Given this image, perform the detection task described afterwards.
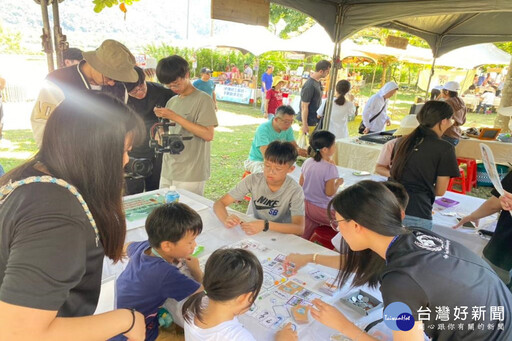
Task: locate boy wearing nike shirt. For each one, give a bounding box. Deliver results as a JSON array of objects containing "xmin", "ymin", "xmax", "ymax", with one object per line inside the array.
[{"xmin": 214, "ymin": 141, "xmax": 304, "ymax": 236}]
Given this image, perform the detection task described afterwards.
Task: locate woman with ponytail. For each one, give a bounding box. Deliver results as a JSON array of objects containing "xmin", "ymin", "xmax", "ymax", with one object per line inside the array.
[
  {"xmin": 317, "ymin": 80, "xmax": 356, "ymax": 138},
  {"xmin": 390, "ymin": 100, "xmax": 460, "ymax": 230},
  {"xmin": 299, "ymin": 130, "xmax": 344, "ymax": 239},
  {"xmin": 183, "ymin": 248, "xmax": 296, "ymax": 341}
]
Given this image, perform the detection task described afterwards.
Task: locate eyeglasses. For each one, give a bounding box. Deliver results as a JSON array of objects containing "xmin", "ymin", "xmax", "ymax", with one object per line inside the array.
[
  {"xmin": 263, "ymin": 163, "xmax": 288, "ymax": 174},
  {"xmin": 277, "ymin": 117, "xmax": 294, "ymax": 125},
  {"xmin": 329, "ymin": 218, "xmax": 349, "ymax": 231}
]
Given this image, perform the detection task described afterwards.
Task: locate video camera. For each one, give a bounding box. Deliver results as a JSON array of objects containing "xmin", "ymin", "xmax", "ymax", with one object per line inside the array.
[
  {"xmin": 149, "ymin": 117, "xmax": 192, "ymax": 155},
  {"xmin": 125, "ymin": 157, "xmax": 153, "ymax": 179}
]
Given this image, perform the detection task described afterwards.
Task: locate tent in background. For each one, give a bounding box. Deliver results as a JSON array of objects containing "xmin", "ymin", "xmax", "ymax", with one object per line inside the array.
[{"xmin": 436, "ymin": 44, "xmax": 511, "ymax": 69}]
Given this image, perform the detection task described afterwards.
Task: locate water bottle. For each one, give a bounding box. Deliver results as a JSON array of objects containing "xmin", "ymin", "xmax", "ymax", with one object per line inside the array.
[{"xmin": 165, "ymin": 186, "xmax": 180, "ymax": 203}]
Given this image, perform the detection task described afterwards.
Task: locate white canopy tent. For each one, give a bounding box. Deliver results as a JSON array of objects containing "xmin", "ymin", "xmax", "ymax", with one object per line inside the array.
[
  {"xmin": 436, "ymin": 43, "xmax": 511, "ymax": 69},
  {"xmin": 271, "ymin": 0, "xmax": 512, "ymax": 129},
  {"xmin": 206, "ymin": 23, "xmax": 284, "ymax": 56}
]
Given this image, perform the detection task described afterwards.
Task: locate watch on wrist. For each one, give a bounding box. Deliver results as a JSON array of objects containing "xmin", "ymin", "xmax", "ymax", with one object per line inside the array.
[{"xmin": 263, "ymin": 220, "xmax": 269, "ymax": 232}]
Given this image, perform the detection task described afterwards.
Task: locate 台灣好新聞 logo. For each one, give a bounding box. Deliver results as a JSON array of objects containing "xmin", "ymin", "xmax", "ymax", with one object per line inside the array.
[{"xmin": 383, "ymin": 302, "xmax": 415, "ymax": 331}]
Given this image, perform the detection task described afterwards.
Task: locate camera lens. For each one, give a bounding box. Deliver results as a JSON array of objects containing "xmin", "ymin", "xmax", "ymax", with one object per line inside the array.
[
  {"xmin": 125, "ymin": 158, "xmax": 153, "ymax": 177},
  {"xmin": 169, "ymin": 138, "xmax": 185, "ymax": 154}
]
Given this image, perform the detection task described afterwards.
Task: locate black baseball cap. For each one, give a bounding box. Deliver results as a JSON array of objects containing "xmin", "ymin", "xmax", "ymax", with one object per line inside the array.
[{"xmin": 200, "ymin": 67, "xmax": 212, "ymax": 74}]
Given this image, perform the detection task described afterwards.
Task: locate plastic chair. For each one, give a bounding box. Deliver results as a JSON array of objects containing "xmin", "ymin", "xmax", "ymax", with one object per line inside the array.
[
  {"xmin": 448, "ymin": 168, "xmax": 467, "ymax": 194},
  {"xmin": 456, "ymin": 157, "xmax": 477, "ymax": 191},
  {"xmin": 309, "ymin": 226, "xmax": 337, "ymax": 250}
]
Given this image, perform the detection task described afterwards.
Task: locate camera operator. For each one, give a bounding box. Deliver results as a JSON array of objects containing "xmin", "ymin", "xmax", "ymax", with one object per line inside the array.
[
  {"xmin": 124, "ymin": 66, "xmax": 175, "ymax": 194},
  {"xmin": 154, "ymin": 55, "xmax": 218, "ymax": 196}
]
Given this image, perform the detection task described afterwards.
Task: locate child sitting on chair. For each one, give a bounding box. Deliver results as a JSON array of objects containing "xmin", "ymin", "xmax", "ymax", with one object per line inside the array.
[
  {"xmin": 214, "ymin": 141, "xmax": 305, "ymax": 236},
  {"xmin": 114, "ymin": 203, "xmax": 204, "ymax": 341},
  {"xmin": 300, "ymin": 130, "xmax": 344, "ymax": 240}
]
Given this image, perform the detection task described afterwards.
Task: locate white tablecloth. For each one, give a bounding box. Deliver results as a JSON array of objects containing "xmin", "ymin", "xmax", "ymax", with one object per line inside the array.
[
  {"xmin": 462, "ymin": 95, "xmax": 501, "ymax": 110},
  {"xmin": 336, "ymin": 137, "xmax": 512, "ymax": 172},
  {"xmin": 334, "ymin": 138, "xmax": 383, "ymax": 173},
  {"xmin": 98, "ymin": 189, "xmax": 389, "ymax": 340}
]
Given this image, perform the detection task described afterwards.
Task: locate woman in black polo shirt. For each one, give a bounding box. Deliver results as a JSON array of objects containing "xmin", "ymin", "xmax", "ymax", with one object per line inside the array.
[
  {"xmin": 0, "ymin": 93, "xmax": 146, "ymax": 340},
  {"xmin": 311, "ymin": 181, "xmax": 512, "ymax": 341},
  {"xmin": 391, "ymin": 100, "xmax": 460, "ymax": 230}
]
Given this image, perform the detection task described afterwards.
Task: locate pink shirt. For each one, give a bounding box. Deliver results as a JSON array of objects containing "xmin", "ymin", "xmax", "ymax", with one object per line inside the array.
[{"xmin": 377, "ymin": 139, "xmax": 398, "ymax": 166}]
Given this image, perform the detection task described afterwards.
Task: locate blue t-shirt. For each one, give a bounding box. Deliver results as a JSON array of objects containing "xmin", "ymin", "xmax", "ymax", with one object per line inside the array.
[
  {"xmin": 114, "ymin": 241, "xmax": 200, "ymax": 341},
  {"xmin": 193, "ymin": 79, "xmax": 215, "ymax": 97},
  {"xmin": 248, "ymin": 120, "xmax": 295, "ymax": 162},
  {"xmin": 261, "ymin": 72, "xmax": 273, "ymax": 92}
]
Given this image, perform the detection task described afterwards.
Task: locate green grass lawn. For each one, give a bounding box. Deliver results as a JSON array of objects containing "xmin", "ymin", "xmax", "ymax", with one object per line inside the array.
[{"xmin": 0, "ymin": 100, "xmax": 498, "ymax": 205}]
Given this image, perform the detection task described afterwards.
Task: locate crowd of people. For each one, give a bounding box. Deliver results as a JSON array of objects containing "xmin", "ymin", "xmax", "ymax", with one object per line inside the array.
[{"xmin": 0, "ymin": 40, "xmax": 511, "ymax": 341}]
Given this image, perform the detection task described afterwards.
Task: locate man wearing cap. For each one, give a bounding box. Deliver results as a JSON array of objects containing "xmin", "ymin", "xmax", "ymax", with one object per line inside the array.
[
  {"xmin": 298, "ymin": 60, "xmax": 331, "ymax": 134},
  {"xmin": 123, "ymin": 66, "xmax": 176, "ymax": 194},
  {"xmin": 193, "ymin": 67, "xmax": 217, "ymax": 110},
  {"xmin": 440, "ymin": 81, "xmax": 467, "ymax": 146},
  {"xmin": 154, "ymin": 55, "xmax": 218, "ymax": 196},
  {"xmin": 30, "ymin": 39, "xmax": 138, "ymax": 146},
  {"xmin": 374, "ymin": 114, "xmax": 419, "ymax": 177}
]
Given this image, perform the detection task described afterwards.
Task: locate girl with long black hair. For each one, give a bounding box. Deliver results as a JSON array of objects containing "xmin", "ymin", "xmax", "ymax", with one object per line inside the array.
[
  {"xmin": 391, "ymin": 100, "xmax": 460, "ymax": 230},
  {"xmin": 311, "ymin": 180, "xmax": 512, "ymax": 341},
  {"xmin": 0, "ymin": 93, "xmax": 147, "ymax": 340}
]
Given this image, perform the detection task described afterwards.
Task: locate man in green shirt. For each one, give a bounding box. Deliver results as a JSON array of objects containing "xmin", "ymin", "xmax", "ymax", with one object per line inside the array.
[
  {"xmin": 193, "ymin": 67, "xmax": 217, "ymax": 111},
  {"xmin": 244, "ymin": 105, "xmax": 307, "ymax": 173}
]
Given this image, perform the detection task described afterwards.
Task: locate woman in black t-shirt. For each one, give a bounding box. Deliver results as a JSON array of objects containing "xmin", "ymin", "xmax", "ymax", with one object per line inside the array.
[
  {"xmin": 311, "ymin": 180, "xmax": 512, "ymax": 341},
  {"xmin": 391, "ymin": 100, "xmax": 459, "ymax": 230},
  {"xmin": 0, "ymin": 93, "xmax": 146, "ymax": 340}
]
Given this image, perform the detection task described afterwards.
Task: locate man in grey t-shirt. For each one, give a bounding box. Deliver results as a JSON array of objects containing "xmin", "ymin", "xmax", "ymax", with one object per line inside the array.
[
  {"xmin": 155, "ymin": 56, "xmax": 218, "ymax": 195},
  {"xmin": 214, "ymin": 141, "xmax": 304, "ymax": 236}
]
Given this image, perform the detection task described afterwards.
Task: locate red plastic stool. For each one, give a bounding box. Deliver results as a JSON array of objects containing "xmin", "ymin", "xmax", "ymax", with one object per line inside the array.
[
  {"xmin": 456, "ymin": 157, "xmax": 477, "ymax": 191},
  {"xmin": 242, "ymin": 170, "xmax": 251, "ymax": 201},
  {"xmin": 309, "ymin": 225, "xmax": 337, "ymax": 250},
  {"xmin": 448, "ymin": 168, "xmax": 467, "ymax": 194}
]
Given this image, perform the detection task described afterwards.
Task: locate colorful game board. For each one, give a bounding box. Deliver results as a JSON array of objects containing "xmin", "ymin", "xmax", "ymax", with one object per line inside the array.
[
  {"xmin": 204, "ymin": 239, "xmax": 339, "ymax": 334},
  {"xmin": 123, "ymin": 193, "xmax": 165, "ymax": 222}
]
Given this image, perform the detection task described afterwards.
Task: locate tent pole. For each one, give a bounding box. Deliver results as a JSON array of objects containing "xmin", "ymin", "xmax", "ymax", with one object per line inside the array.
[
  {"xmin": 52, "ymin": 0, "xmax": 67, "ymax": 69},
  {"xmin": 425, "ymin": 57, "xmax": 437, "ymax": 99},
  {"xmin": 40, "ymin": 0, "xmax": 55, "ymax": 72},
  {"xmin": 323, "ymin": 4, "xmax": 344, "ymax": 131}
]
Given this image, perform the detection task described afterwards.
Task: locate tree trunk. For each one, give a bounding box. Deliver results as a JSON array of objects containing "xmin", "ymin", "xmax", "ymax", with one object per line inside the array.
[
  {"xmin": 494, "ymin": 59, "xmax": 512, "ymax": 132},
  {"xmin": 380, "ymin": 62, "xmax": 388, "ymax": 87}
]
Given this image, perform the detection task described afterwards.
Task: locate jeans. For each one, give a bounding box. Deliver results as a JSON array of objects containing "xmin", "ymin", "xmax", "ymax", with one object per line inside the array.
[
  {"xmin": 403, "ymin": 215, "xmax": 433, "ymax": 231},
  {"xmin": 476, "ymin": 103, "xmax": 491, "ymax": 114},
  {"xmin": 442, "ymin": 135, "xmax": 459, "ymax": 146}
]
